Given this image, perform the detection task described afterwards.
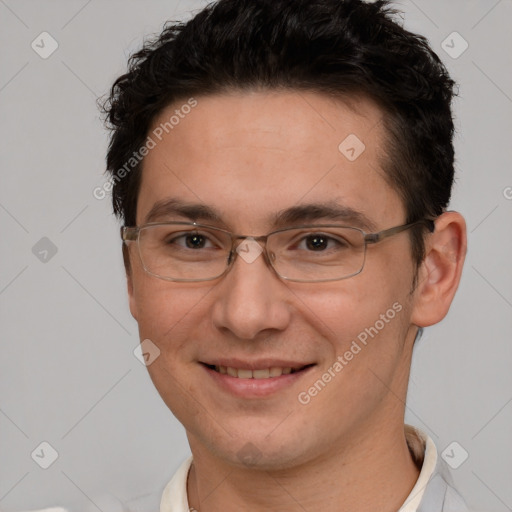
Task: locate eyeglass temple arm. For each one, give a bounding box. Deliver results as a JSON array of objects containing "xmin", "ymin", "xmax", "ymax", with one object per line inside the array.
[
  {"xmin": 121, "ymin": 226, "xmax": 139, "ymax": 242},
  {"xmin": 364, "ymin": 218, "xmax": 436, "ymax": 245}
]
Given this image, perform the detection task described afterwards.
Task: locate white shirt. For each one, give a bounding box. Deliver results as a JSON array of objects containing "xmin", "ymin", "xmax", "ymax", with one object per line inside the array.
[
  {"xmin": 24, "ymin": 425, "xmax": 468, "ymax": 512},
  {"xmin": 159, "ymin": 425, "xmax": 468, "ymax": 512}
]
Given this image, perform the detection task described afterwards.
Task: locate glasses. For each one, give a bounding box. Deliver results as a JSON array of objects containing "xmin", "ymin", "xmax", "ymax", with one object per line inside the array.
[{"xmin": 121, "ymin": 219, "xmax": 435, "ymax": 283}]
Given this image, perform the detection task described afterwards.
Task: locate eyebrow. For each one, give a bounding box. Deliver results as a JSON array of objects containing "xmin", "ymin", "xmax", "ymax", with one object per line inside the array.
[
  {"xmin": 273, "ymin": 201, "xmax": 377, "ymax": 232},
  {"xmin": 144, "ymin": 198, "xmax": 225, "ymax": 225},
  {"xmin": 143, "ymin": 198, "xmax": 377, "ymax": 232}
]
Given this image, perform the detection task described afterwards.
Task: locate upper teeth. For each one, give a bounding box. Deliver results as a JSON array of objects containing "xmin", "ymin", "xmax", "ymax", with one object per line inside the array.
[{"xmin": 216, "ymin": 366, "xmax": 294, "ymax": 379}]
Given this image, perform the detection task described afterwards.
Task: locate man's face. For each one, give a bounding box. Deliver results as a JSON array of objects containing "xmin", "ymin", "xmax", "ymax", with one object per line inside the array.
[{"xmin": 128, "ymin": 91, "xmax": 420, "ymax": 468}]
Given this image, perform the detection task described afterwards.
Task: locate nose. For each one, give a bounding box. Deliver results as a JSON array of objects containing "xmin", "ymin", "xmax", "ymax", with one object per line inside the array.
[{"xmin": 210, "ymin": 240, "xmax": 292, "ymax": 341}]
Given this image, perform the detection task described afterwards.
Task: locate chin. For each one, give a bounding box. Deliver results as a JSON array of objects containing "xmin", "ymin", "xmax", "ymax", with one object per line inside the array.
[{"xmin": 198, "ymin": 429, "xmax": 316, "ymax": 472}]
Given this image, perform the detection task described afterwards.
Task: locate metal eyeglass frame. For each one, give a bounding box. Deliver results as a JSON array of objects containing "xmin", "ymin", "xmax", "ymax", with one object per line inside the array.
[{"xmin": 121, "ymin": 218, "xmax": 435, "ymax": 283}]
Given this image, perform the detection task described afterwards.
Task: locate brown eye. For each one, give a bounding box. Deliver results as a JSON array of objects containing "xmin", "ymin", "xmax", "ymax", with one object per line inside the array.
[
  {"xmin": 305, "ymin": 235, "xmax": 329, "ymax": 251},
  {"xmin": 165, "ymin": 231, "xmax": 216, "ymax": 249},
  {"xmin": 185, "ymin": 234, "xmax": 207, "ymax": 249}
]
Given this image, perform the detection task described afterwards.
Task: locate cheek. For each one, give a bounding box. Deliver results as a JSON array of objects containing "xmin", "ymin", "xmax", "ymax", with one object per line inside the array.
[
  {"xmin": 293, "ymin": 277, "xmax": 403, "ymax": 341},
  {"xmin": 292, "ymin": 281, "xmax": 411, "ymax": 420},
  {"xmin": 145, "ymin": 354, "xmax": 206, "ymax": 431},
  {"xmin": 130, "ymin": 269, "xmax": 209, "ymax": 355},
  {"xmin": 131, "ymin": 279, "xmax": 213, "ymax": 418},
  {"xmin": 290, "ymin": 264, "xmax": 413, "ymax": 388}
]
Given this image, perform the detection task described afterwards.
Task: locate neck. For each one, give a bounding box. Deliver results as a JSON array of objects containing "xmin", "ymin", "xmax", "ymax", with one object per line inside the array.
[{"xmin": 186, "ymin": 420, "xmax": 420, "ymax": 512}]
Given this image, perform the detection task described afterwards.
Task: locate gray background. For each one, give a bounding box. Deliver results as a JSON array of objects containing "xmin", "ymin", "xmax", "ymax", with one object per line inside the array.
[{"xmin": 0, "ymin": 1, "xmax": 511, "ymax": 511}]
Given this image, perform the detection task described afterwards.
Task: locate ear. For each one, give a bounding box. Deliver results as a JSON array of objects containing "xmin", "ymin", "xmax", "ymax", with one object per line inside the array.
[
  {"xmin": 411, "ymin": 211, "xmax": 467, "ymax": 327},
  {"xmin": 123, "ymin": 244, "xmax": 139, "ymax": 321}
]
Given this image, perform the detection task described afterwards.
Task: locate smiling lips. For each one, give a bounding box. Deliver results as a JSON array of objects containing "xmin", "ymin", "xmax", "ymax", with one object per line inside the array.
[
  {"xmin": 203, "ymin": 363, "xmax": 312, "ymax": 379},
  {"xmin": 201, "ymin": 361, "xmax": 315, "ymax": 398}
]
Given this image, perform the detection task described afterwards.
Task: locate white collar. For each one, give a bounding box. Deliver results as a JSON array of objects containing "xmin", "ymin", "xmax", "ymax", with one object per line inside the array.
[{"xmin": 399, "ymin": 424, "xmax": 438, "ymax": 511}]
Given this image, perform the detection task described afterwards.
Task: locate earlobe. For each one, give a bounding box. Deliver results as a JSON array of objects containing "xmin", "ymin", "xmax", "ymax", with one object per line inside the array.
[
  {"xmin": 411, "ymin": 212, "xmax": 467, "ymax": 327},
  {"xmin": 127, "ymin": 272, "xmax": 139, "ymax": 321}
]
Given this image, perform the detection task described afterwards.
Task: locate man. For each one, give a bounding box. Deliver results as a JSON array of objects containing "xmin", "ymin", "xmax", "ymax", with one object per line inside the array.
[{"xmin": 102, "ymin": 0, "xmax": 468, "ymax": 510}]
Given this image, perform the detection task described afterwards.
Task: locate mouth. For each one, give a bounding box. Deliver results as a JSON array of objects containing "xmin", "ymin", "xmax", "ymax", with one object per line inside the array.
[
  {"xmin": 199, "ymin": 360, "xmax": 316, "ymax": 398},
  {"xmin": 203, "ymin": 363, "xmax": 313, "ymax": 379}
]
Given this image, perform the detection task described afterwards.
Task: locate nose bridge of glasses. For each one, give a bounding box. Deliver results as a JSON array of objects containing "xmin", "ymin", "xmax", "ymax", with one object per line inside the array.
[
  {"xmin": 231, "ymin": 233, "xmax": 268, "ymax": 245},
  {"xmin": 228, "ymin": 233, "xmax": 274, "ymax": 267}
]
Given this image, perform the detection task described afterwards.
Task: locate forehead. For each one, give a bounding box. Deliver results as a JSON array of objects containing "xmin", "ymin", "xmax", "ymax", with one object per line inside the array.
[{"xmin": 136, "ymin": 90, "xmax": 403, "ymax": 230}]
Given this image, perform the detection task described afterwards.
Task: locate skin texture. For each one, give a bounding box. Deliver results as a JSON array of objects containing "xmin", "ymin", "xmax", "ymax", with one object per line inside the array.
[{"xmin": 126, "ymin": 90, "xmax": 467, "ymax": 512}]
